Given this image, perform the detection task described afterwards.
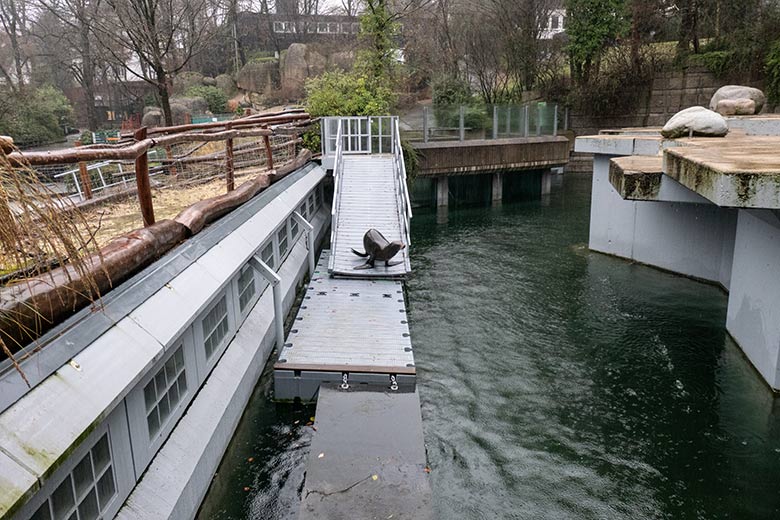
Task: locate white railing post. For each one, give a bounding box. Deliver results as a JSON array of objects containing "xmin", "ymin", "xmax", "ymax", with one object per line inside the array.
[
  {"xmin": 249, "ymin": 255, "xmax": 284, "ymax": 349},
  {"xmin": 293, "ymin": 211, "xmax": 316, "ymax": 276}
]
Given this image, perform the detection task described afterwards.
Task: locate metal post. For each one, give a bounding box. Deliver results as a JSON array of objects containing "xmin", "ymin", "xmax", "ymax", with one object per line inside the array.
[
  {"xmin": 564, "ymin": 107, "xmax": 570, "ymax": 131},
  {"xmin": 423, "ymin": 106, "xmax": 429, "ymax": 143},
  {"xmin": 78, "ymin": 161, "xmax": 93, "ymax": 200},
  {"xmin": 506, "ymin": 106, "xmax": 511, "ymax": 135},
  {"xmin": 292, "ymin": 211, "xmax": 316, "ymax": 276},
  {"xmin": 250, "ymin": 254, "xmax": 284, "ymax": 350},
  {"xmin": 133, "ymin": 126, "xmax": 155, "ymax": 227},
  {"xmin": 225, "ymin": 123, "xmax": 235, "ymax": 192},
  {"xmin": 524, "ymin": 106, "xmax": 530, "ymax": 137},
  {"xmin": 459, "ymin": 106, "xmax": 465, "ymax": 141},
  {"xmin": 553, "ymin": 104, "xmax": 559, "ymax": 136},
  {"xmin": 492, "ymin": 105, "xmax": 498, "ymax": 139},
  {"xmin": 536, "ymin": 104, "xmax": 542, "ymax": 136}
]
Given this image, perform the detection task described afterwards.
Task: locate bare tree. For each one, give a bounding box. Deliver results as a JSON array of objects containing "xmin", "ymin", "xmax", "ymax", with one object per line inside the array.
[
  {"xmin": 94, "ymin": 0, "xmax": 216, "ymax": 125},
  {"xmin": 33, "ymin": 0, "xmax": 102, "ymax": 129},
  {"xmin": 0, "ymin": 0, "xmax": 31, "ymax": 90}
]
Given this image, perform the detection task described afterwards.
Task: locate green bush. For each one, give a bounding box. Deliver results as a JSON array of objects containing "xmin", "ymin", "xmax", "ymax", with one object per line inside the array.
[
  {"xmin": 689, "ymin": 50, "xmax": 736, "ymax": 77},
  {"xmin": 766, "ymin": 40, "xmax": 780, "ymax": 106},
  {"xmin": 79, "ymin": 130, "xmax": 93, "ymax": 145},
  {"xmin": 305, "ymin": 70, "xmax": 396, "ymax": 117},
  {"xmin": 0, "ymin": 85, "xmax": 74, "ymax": 147},
  {"xmin": 185, "ymin": 85, "xmax": 228, "ymax": 114},
  {"xmin": 430, "ymin": 75, "xmax": 488, "ymax": 129}
]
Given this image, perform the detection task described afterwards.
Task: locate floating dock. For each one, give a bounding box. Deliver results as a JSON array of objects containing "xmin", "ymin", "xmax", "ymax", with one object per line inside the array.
[{"xmin": 273, "ymin": 116, "xmax": 431, "ymax": 517}]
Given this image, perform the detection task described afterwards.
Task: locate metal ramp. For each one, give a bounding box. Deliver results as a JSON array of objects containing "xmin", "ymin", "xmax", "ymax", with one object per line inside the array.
[{"xmin": 326, "ymin": 117, "xmax": 412, "ymax": 278}]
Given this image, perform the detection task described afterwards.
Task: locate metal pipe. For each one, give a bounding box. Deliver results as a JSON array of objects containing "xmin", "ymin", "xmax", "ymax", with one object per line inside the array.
[
  {"xmin": 536, "ymin": 104, "xmax": 542, "ymax": 137},
  {"xmin": 493, "ymin": 106, "xmax": 498, "ymax": 139},
  {"xmin": 553, "ymin": 105, "xmax": 559, "ymax": 136},
  {"xmin": 250, "ymin": 254, "xmax": 284, "ymax": 349},
  {"xmin": 459, "ymin": 106, "xmax": 465, "ymax": 141},
  {"xmin": 423, "ymin": 106, "xmax": 429, "ymax": 143}
]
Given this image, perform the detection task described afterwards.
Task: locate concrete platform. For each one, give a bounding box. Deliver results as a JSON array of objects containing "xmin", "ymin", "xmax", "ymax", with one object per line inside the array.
[
  {"xmin": 299, "ymin": 386, "xmax": 432, "ymax": 520},
  {"xmin": 665, "ymin": 135, "xmax": 780, "ymax": 208}
]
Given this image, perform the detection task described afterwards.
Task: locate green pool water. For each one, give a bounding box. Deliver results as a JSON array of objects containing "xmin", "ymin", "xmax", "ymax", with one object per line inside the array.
[{"xmin": 198, "ymin": 173, "xmax": 780, "ymax": 519}]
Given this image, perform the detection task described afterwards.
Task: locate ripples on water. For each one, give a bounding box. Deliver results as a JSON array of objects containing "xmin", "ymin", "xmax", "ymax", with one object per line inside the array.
[
  {"xmin": 409, "ymin": 174, "xmax": 780, "ymax": 519},
  {"xmin": 199, "ymin": 173, "xmax": 780, "ymax": 519}
]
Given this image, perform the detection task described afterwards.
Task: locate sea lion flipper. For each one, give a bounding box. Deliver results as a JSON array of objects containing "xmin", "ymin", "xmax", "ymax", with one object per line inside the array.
[
  {"xmin": 351, "ymin": 248, "xmax": 369, "ymax": 257},
  {"xmin": 353, "ymin": 263, "xmax": 373, "ymax": 270},
  {"xmin": 385, "ymin": 260, "xmax": 403, "ymax": 267}
]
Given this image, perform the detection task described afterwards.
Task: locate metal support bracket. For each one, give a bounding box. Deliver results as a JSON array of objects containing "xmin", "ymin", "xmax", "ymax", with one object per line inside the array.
[
  {"xmin": 292, "ymin": 211, "xmax": 316, "ymax": 276},
  {"xmin": 250, "ymin": 254, "xmax": 284, "ymax": 350}
]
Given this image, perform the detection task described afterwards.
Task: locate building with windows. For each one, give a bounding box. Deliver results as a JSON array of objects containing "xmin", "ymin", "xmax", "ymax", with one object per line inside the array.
[{"xmin": 541, "ymin": 5, "xmax": 566, "ymax": 40}]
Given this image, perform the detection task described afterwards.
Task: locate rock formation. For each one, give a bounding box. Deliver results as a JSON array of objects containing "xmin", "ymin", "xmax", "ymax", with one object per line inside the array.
[
  {"xmin": 661, "ymin": 106, "xmax": 729, "ymax": 139},
  {"xmin": 709, "ymin": 85, "xmax": 766, "ymax": 116}
]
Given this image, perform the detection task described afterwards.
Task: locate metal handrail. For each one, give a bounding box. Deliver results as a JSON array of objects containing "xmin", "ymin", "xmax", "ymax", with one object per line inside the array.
[
  {"xmin": 328, "ymin": 119, "xmax": 344, "ymax": 272},
  {"xmin": 392, "ymin": 118, "xmax": 413, "ymax": 250}
]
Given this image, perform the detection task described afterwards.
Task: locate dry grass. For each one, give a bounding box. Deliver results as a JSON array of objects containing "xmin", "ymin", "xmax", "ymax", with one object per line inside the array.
[{"xmin": 80, "ymin": 167, "xmax": 267, "ymax": 249}]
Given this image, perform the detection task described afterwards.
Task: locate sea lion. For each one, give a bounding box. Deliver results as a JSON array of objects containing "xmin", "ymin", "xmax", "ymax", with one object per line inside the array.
[{"xmin": 351, "ymin": 228, "xmax": 406, "ymax": 270}]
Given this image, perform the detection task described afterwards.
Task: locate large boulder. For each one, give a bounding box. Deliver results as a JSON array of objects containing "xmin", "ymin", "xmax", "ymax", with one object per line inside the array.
[
  {"xmin": 236, "ymin": 61, "xmax": 278, "ymax": 95},
  {"xmin": 141, "ymin": 108, "xmax": 163, "ymax": 128},
  {"xmin": 661, "ymin": 106, "xmax": 729, "ymax": 139},
  {"xmin": 709, "ymin": 85, "xmax": 765, "ymax": 115},
  {"xmin": 281, "ymin": 43, "xmax": 326, "ymax": 98},
  {"xmin": 202, "ymin": 76, "xmax": 217, "ymax": 87},
  {"xmin": 216, "ymin": 74, "xmax": 237, "ymax": 95},
  {"xmin": 715, "ymin": 98, "xmax": 756, "ymax": 116},
  {"xmin": 169, "ymin": 96, "xmax": 209, "ymax": 115},
  {"xmin": 173, "ymin": 71, "xmax": 204, "ymax": 95}
]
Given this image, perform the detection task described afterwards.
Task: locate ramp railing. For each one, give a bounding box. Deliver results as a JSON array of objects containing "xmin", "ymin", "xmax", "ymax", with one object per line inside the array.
[
  {"xmin": 324, "ymin": 115, "xmax": 413, "ymax": 273},
  {"xmin": 328, "ymin": 119, "xmax": 345, "ymax": 272}
]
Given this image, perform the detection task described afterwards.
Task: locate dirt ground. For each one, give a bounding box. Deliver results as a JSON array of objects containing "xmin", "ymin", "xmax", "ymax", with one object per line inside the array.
[{"xmin": 80, "ymin": 167, "xmax": 265, "ymax": 249}]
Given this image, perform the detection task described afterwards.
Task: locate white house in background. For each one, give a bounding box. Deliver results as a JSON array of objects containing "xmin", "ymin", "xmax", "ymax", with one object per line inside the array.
[{"xmin": 540, "ymin": 7, "xmax": 566, "ymax": 40}]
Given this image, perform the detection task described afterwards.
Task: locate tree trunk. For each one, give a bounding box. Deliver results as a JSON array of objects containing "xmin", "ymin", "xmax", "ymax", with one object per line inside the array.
[
  {"xmin": 156, "ymin": 66, "xmax": 172, "ymax": 126},
  {"xmin": 80, "ymin": 22, "xmax": 98, "ymax": 131}
]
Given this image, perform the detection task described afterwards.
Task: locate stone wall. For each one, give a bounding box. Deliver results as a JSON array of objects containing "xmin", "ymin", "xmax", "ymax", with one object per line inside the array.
[{"xmin": 570, "ymin": 66, "xmax": 765, "ymax": 137}]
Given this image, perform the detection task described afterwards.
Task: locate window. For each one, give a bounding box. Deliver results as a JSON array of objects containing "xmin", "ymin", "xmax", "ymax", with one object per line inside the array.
[
  {"xmin": 308, "ymin": 194, "xmax": 315, "ymax": 216},
  {"xmin": 237, "ymin": 265, "xmax": 256, "ymax": 313},
  {"xmin": 143, "ymin": 346, "xmax": 187, "ymax": 440},
  {"xmin": 315, "ymin": 186, "xmax": 322, "ymax": 208},
  {"xmin": 277, "ymin": 225, "xmax": 289, "ymax": 260},
  {"xmin": 299, "ymin": 202, "xmax": 308, "ymax": 220},
  {"xmin": 351, "ymin": 22, "xmax": 360, "ymax": 34},
  {"xmin": 273, "ymin": 21, "xmax": 295, "ymax": 33},
  {"xmin": 341, "ymin": 23, "xmax": 351, "ymax": 34},
  {"xmin": 261, "ymin": 241, "xmax": 275, "ymax": 270},
  {"xmin": 290, "ymin": 215, "xmax": 299, "ymax": 239},
  {"xmin": 305, "ymin": 21, "xmax": 315, "ymax": 33},
  {"xmin": 317, "ymin": 22, "xmax": 328, "ymax": 33},
  {"xmin": 329, "ymin": 22, "xmax": 339, "ymax": 34},
  {"xmin": 31, "ymin": 433, "xmax": 117, "ymax": 520},
  {"xmin": 551, "ymin": 15, "xmax": 559, "ymax": 29},
  {"xmin": 202, "ymin": 296, "xmax": 229, "ymax": 360}
]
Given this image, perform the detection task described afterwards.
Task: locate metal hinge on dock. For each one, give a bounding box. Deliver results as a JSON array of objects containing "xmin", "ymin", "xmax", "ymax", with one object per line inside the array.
[{"xmin": 340, "ymin": 372, "xmax": 349, "ymax": 390}]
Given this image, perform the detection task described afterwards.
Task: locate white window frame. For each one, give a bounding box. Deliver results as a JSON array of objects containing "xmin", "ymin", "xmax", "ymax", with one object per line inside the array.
[
  {"xmin": 232, "ymin": 262, "xmax": 262, "ymax": 321},
  {"xmin": 125, "ymin": 331, "xmax": 198, "ymax": 474},
  {"xmin": 341, "ymin": 22, "xmax": 351, "ymax": 34},
  {"xmin": 193, "ymin": 287, "xmax": 237, "ymax": 379},
  {"xmin": 14, "ymin": 406, "xmax": 134, "ymax": 520},
  {"xmin": 317, "ymin": 22, "xmax": 328, "ymax": 33},
  {"xmin": 276, "ymin": 221, "xmax": 291, "ymax": 267}
]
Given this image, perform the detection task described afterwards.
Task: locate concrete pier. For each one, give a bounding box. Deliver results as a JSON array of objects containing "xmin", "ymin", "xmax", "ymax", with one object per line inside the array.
[
  {"xmin": 437, "ymin": 176, "xmax": 449, "ymax": 207},
  {"xmin": 576, "ymin": 117, "xmax": 780, "ymax": 390},
  {"xmin": 492, "ymin": 172, "xmax": 503, "ymax": 202}
]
